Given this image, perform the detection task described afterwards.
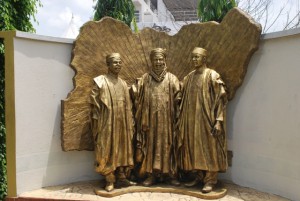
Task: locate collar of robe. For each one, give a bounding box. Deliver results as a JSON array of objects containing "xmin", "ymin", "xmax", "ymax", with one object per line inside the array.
[
  {"xmin": 194, "ymin": 66, "xmax": 207, "ymax": 74},
  {"xmin": 150, "ymin": 67, "xmax": 167, "ymax": 82}
]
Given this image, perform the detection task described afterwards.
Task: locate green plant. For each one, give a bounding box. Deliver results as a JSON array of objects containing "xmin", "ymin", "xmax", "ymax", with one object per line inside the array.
[
  {"xmin": 0, "ymin": 41, "xmax": 6, "ymax": 201},
  {"xmin": 198, "ymin": 0, "xmax": 236, "ymax": 22},
  {"xmin": 93, "ymin": 0, "xmax": 138, "ymax": 31}
]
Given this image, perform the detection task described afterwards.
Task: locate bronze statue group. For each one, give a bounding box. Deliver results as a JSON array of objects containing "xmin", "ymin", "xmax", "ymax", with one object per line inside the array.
[{"xmin": 90, "ymin": 47, "xmax": 228, "ymax": 193}]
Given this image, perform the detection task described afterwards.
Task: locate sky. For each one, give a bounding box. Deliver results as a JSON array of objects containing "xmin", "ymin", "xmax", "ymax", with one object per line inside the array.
[
  {"xmin": 238, "ymin": 0, "xmax": 300, "ymax": 33},
  {"xmin": 33, "ymin": 0, "xmax": 94, "ymax": 38},
  {"xmin": 32, "ymin": 0, "xmax": 300, "ymax": 38}
]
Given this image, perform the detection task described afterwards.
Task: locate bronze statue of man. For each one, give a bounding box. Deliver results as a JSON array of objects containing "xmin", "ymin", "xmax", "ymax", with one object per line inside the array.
[
  {"xmin": 90, "ymin": 53, "xmax": 135, "ymax": 192},
  {"xmin": 177, "ymin": 47, "xmax": 228, "ymax": 193},
  {"xmin": 131, "ymin": 48, "xmax": 181, "ymax": 186}
]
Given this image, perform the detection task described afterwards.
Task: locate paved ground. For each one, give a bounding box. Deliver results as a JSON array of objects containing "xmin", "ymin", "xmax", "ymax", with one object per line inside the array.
[{"xmin": 19, "ymin": 180, "xmax": 289, "ymax": 201}]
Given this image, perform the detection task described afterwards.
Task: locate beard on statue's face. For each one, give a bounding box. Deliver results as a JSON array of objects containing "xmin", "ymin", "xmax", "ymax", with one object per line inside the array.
[{"xmin": 151, "ymin": 54, "xmax": 166, "ymax": 75}]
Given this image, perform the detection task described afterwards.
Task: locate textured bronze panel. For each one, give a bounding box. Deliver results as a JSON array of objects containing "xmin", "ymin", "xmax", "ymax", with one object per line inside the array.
[{"xmin": 62, "ymin": 8, "xmax": 261, "ymax": 151}]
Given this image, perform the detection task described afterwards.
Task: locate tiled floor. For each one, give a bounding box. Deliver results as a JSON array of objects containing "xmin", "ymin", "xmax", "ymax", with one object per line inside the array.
[{"xmin": 16, "ymin": 180, "xmax": 289, "ymax": 201}]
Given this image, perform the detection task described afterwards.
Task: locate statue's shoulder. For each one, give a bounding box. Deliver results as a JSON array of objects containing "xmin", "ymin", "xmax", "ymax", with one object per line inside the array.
[
  {"xmin": 206, "ymin": 68, "xmax": 218, "ymax": 73},
  {"xmin": 202, "ymin": 68, "xmax": 217, "ymax": 77},
  {"xmin": 118, "ymin": 77, "xmax": 126, "ymax": 82},
  {"xmin": 206, "ymin": 68, "xmax": 225, "ymax": 85},
  {"xmin": 137, "ymin": 73, "xmax": 150, "ymax": 82},
  {"xmin": 141, "ymin": 73, "xmax": 149, "ymax": 79},
  {"xmin": 118, "ymin": 77, "xmax": 129, "ymax": 87},
  {"xmin": 167, "ymin": 72, "xmax": 179, "ymax": 80},
  {"xmin": 93, "ymin": 75, "xmax": 107, "ymax": 88},
  {"xmin": 183, "ymin": 70, "xmax": 196, "ymax": 80}
]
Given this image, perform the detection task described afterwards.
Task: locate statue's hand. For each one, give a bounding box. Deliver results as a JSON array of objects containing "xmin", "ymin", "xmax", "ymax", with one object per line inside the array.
[
  {"xmin": 211, "ymin": 121, "xmax": 222, "ymax": 137},
  {"xmin": 135, "ymin": 148, "xmax": 143, "ymax": 163}
]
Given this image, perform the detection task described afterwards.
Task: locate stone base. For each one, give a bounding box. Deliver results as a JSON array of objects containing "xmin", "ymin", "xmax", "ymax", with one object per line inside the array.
[
  {"xmin": 95, "ymin": 180, "xmax": 227, "ymax": 199},
  {"xmin": 12, "ymin": 180, "xmax": 288, "ymax": 201}
]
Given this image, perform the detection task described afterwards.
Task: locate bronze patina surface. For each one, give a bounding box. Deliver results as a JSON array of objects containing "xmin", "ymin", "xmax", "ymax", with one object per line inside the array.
[
  {"xmin": 177, "ymin": 47, "xmax": 228, "ymax": 193},
  {"xmin": 131, "ymin": 48, "xmax": 181, "ymax": 186},
  {"xmin": 62, "ymin": 8, "xmax": 261, "ymax": 151},
  {"xmin": 90, "ymin": 53, "xmax": 136, "ymax": 192},
  {"xmin": 94, "ymin": 180, "xmax": 227, "ymax": 199}
]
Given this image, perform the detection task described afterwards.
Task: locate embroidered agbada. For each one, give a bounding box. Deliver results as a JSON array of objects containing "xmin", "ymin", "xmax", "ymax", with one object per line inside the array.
[
  {"xmin": 91, "ymin": 75, "xmax": 134, "ymax": 176},
  {"xmin": 177, "ymin": 68, "xmax": 228, "ymax": 172},
  {"xmin": 133, "ymin": 72, "xmax": 181, "ymax": 177}
]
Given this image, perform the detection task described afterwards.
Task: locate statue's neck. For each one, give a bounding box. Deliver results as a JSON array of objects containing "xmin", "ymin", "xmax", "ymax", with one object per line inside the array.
[
  {"xmin": 107, "ymin": 71, "xmax": 118, "ymax": 79},
  {"xmin": 195, "ymin": 65, "xmax": 207, "ymax": 73}
]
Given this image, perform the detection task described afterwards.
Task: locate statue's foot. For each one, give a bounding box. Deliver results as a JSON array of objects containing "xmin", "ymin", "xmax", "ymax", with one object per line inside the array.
[
  {"xmin": 105, "ymin": 182, "xmax": 114, "ymax": 192},
  {"xmin": 118, "ymin": 178, "xmax": 137, "ymax": 187},
  {"xmin": 202, "ymin": 183, "xmax": 214, "ymax": 193},
  {"xmin": 184, "ymin": 177, "xmax": 201, "ymax": 187},
  {"xmin": 167, "ymin": 178, "xmax": 181, "ymax": 186},
  {"xmin": 142, "ymin": 176, "xmax": 156, "ymax": 187}
]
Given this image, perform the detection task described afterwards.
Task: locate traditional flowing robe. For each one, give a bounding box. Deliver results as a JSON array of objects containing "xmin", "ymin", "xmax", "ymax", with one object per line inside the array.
[
  {"xmin": 90, "ymin": 75, "xmax": 134, "ymax": 176},
  {"xmin": 132, "ymin": 72, "xmax": 181, "ymax": 177},
  {"xmin": 177, "ymin": 68, "xmax": 228, "ymax": 172}
]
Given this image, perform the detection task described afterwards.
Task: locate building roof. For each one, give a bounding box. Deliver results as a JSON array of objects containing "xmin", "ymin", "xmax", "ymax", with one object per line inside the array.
[
  {"xmin": 151, "ymin": 0, "xmax": 157, "ymax": 9},
  {"xmin": 163, "ymin": 0, "xmax": 198, "ymax": 21},
  {"xmin": 163, "ymin": 0, "xmax": 197, "ymax": 10}
]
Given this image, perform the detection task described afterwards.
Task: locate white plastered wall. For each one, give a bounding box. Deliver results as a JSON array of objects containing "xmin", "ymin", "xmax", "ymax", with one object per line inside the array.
[
  {"xmin": 220, "ymin": 30, "xmax": 300, "ymax": 200},
  {"xmin": 12, "ymin": 33, "xmax": 100, "ymax": 195},
  {"xmin": 6, "ymin": 28, "xmax": 300, "ymax": 200},
  {"xmin": 157, "ymin": 0, "xmax": 174, "ymax": 22}
]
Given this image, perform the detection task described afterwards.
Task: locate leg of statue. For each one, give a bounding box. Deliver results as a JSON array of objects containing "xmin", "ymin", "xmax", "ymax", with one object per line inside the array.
[
  {"xmin": 202, "ymin": 171, "xmax": 218, "ymax": 193},
  {"xmin": 184, "ymin": 170, "xmax": 204, "ymax": 187},
  {"xmin": 116, "ymin": 167, "xmax": 137, "ymax": 187},
  {"xmin": 142, "ymin": 173, "xmax": 156, "ymax": 186},
  {"xmin": 166, "ymin": 174, "xmax": 181, "ymax": 186},
  {"xmin": 105, "ymin": 172, "xmax": 116, "ymax": 192},
  {"xmin": 116, "ymin": 167, "xmax": 126, "ymax": 180}
]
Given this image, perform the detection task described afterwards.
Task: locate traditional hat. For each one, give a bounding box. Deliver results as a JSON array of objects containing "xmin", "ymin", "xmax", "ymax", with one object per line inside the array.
[
  {"xmin": 106, "ymin": 53, "xmax": 121, "ymax": 64},
  {"xmin": 192, "ymin": 47, "xmax": 207, "ymax": 56},
  {"xmin": 150, "ymin": 48, "xmax": 167, "ymax": 59}
]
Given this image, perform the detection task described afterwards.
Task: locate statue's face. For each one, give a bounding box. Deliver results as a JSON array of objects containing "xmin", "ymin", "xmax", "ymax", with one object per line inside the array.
[
  {"xmin": 192, "ymin": 53, "xmax": 205, "ymax": 68},
  {"xmin": 151, "ymin": 54, "xmax": 166, "ymax": 75},
  {"xmin": 108, "ymin": 57, "xmax": 122, "ymax": 75}
]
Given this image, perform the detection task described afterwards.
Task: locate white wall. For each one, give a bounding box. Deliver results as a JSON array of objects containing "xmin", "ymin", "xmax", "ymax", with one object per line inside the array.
[
  {"xmin": 7, "ymin": 28, "xmax": 300, "ymax": 200},
  {"xmin": 133, "ymin": 0, "xmax": 158, "ymax": 23},
  {"xmin": 132, "ymin": 0, "xmax": 183, "ymax": 35},
  {"xmin": 12, "ymin": 33, "xmax": 100, "ymax": 195},
  {"xmin": 220, "ymin": 30, "xmax": 300, "ymax": 200},
  {"xmin": 157, "ymin": 0, "xmax": 173, "ymax": 22},
  {"xmin": 135, "ymin": 0, "xmax": 185, "ymax": 35}
]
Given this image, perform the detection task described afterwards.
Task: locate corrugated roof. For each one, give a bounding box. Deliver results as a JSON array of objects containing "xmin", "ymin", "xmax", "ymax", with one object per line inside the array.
[
  {"xmin": 151, "ymin": 0, "xmax": 157, "ymax": 8},
  {"xmin": 163, "ymin": 0, "xmax": 198, "ymax": 21},
  {"xmin": 163, "ymin": 0, "xmax": 198, "ymax": 10},
  {"xmin": 150, "ymin": 0, "xmax": 158, "ymax": 10}
]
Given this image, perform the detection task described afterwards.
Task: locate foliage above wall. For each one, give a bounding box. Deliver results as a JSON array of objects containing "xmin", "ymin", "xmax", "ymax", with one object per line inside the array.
[{"xmin": 198, "ymin": 0, "xmax": 237, "ymax": 22}]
